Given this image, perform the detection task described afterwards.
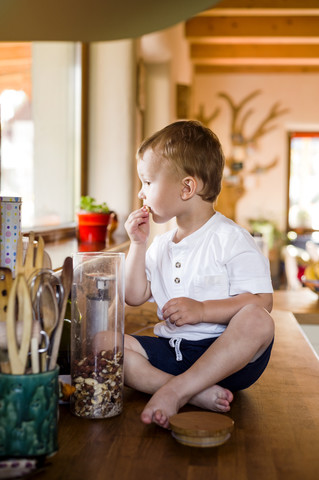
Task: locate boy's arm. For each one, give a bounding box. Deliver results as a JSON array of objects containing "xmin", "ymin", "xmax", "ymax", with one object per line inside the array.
[
  {"xmin": 125, "ymin": 242, "xmax": 152, "ymax": 305},
  {"xmin": 202, "ymin": 292, "xmax": 273, "ymax": 324},
  {"xmin": 162, "ymin": 292, "xmax": 273, "ymax": 327},
  {"xmin": 124, "ymin": 207, "xmax": 152, "ymax": 306}
]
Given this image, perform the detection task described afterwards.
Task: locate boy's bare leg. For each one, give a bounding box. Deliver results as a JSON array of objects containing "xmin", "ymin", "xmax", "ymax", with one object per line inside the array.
[
  {"xmin": 123, "ymin": 335, "xmax": 233, "ymax": 415},
  {"xmin": 140, "ymin": 304, "xmax": 274, "ymax": 428}
]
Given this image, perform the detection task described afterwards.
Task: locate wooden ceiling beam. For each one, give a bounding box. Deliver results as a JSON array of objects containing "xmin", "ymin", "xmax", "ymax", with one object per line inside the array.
[
  {"xmin": 0, "ymin": 73, "xmax": 31, "ymax": 96},
  {"xmin": 0, "ymin": 42, "xmax": 32, "ymax": 95},
  {"xmin": 185, "ymin": 15, "xmax": 319, "ymax": 38},
  {"xmin": 195, "ymin": 64, "xmax": 319, "ymax": 74},
  {"xmin": 191, "ymin": 43, "xmax": 319, "ymax": 59},
  {"xmin": 211, "ymin": 0, "xmax": 319, "ymax": 9},
  {"xmin": 186, "ymin": 5, "xmax": 319, "ymax": 74}
]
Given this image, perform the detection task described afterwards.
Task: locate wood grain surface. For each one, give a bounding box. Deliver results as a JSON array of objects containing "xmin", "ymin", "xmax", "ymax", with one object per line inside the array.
[{"xmin": 33, "ymin": 309, "xmax": 319, "ymax": 480}]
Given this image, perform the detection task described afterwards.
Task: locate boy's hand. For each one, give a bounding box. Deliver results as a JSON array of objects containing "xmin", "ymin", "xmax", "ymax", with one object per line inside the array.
[
  {"xmin": 125, "ymin": 206, "xmax": 150, "ymax": 244},
  {"xmin": 162, "ymin": 297, "xmax": 204, "ymax": 326}
]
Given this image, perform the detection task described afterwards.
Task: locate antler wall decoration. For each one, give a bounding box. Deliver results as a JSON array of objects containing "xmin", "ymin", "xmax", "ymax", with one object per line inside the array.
[
  {"xmin": 195, "ymin": 103, "xmax": 220, "ymax": 127},
  {"xmin": 196, "ymin": 90, "xmax": 289, "ymax": 221}
]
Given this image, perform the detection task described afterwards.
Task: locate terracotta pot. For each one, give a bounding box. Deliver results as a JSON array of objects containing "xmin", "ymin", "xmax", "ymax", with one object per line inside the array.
[{"xmin": 77, "ymin": 211, "xmax": 110, "ymax": 243}]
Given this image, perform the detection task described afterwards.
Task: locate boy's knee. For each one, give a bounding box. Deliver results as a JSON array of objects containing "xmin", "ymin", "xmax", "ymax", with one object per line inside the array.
[
  {"xmin": 124, "ymin": 333, "xmax": 138, "ymax": 350},
  {"xmin": 124, "ymin": 334, "xmax": 149, "ymax": 358},
  {"xmin": 237, "ymin": 304, "xmax": 274, "ymax": 340}
]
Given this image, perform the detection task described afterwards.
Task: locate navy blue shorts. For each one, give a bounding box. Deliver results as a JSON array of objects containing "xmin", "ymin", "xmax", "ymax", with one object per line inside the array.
[{"xmin": 131, "ymin": 334, "xmax": 274, "ymax": 392}]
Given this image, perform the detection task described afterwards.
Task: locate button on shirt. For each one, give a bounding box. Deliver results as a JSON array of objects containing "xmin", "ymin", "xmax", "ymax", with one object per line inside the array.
[{"xmin": 145, "ymin": 212, "xmax": 273, "ymax": 341}]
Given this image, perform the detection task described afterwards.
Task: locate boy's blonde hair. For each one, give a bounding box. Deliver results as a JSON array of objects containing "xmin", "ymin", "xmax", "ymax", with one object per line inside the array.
[{"xmin": 137, "ymin": 120, "xmax": 225, "ymax": 203}]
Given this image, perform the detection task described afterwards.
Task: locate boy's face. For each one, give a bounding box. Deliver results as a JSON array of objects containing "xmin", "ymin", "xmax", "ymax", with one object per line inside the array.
[{"xmin": 137, "ymin": 149, "xmax": 184, "ymax": 224}]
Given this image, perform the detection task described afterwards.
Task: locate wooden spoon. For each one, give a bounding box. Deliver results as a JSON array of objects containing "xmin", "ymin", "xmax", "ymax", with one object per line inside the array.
[
  {"xmin": 6, "ymin": 274, "xmax": 33, "ymax": 375},
  {"xmin": 49, "ymin": 257, "xmax": 73, "ymax": 370}
]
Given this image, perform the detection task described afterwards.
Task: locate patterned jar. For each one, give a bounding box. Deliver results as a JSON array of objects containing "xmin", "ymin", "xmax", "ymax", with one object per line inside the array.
[{"xmin": 0, "ymin": 196, "xmax": 22, "ymax": 277}]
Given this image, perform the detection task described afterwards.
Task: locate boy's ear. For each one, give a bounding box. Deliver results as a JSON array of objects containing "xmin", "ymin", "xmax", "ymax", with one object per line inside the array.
[{"xmin": 180, "ymin": 176, "xmax": 197, "ymax": 200}]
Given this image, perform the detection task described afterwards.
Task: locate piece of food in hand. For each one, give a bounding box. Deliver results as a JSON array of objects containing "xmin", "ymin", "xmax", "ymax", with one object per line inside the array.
[{"xmin": 143, "ymin": 205, "xmax": 150, "ymax": 213}]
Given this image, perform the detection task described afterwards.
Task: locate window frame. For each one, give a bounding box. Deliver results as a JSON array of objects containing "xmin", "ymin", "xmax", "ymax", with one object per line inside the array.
[{"xmin": 287, "ymin": 130, "xmax": 319, "ymax": 234}]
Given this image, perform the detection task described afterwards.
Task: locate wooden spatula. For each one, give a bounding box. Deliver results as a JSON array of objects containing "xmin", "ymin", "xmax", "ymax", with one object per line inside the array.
[
  {"xmin": 6, "ymin": 274, "xmax": 33, "ymax": 375},
  {"xmin": 16, "ymin": 232, "xmax": 45, "ymax": 281}
]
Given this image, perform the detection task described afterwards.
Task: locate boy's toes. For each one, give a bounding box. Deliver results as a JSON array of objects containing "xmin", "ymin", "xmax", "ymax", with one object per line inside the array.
[
  {"xmin": 140, "ymin": 408, "xmax": 153, "ymax": 424},
  {"xmin": 154, "ymin": 409, "xmax": 170, "ymax": 428},
  {"xmin": 141, "ymin": 406, "xmax": 170, "ymax": 428}
]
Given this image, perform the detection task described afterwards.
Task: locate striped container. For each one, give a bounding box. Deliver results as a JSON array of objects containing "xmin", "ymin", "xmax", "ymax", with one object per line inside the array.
[{"xmin": 0, "ymin": 196, "xmax": 22, "ymax": 277}]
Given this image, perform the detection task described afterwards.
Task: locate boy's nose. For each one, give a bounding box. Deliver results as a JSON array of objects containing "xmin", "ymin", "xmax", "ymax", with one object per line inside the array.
[{"xmin": 138, "ymin": 189, "xmax": 145, "ymax": 200}]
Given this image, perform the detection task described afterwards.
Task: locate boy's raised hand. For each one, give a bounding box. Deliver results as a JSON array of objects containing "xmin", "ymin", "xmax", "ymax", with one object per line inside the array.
[
  {"xmin": 125, "ymin": 206, "xmax": 150, "ymax": 245},
  {"xmin": 162, "ymin": 297, "xmax": 205, "ymax": 326}
]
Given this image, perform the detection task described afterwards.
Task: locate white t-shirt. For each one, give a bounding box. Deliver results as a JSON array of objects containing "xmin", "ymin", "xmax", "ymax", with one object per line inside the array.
[{"xmin": 145, "ymin": 212, "xmax": 273, "ymax": 341}]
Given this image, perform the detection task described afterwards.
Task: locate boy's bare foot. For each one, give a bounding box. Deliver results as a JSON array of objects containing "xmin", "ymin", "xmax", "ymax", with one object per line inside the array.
[
  {"xmin": 140, "ymin": 384, "xmax": 233, "ymax": 429},
  {"xmin": 141, "ymin": 386, "xmax": 179, "ymax": 428},
  {"xmin": 189, "ymin": 384, "xmax": 233, "ymax": 412}
]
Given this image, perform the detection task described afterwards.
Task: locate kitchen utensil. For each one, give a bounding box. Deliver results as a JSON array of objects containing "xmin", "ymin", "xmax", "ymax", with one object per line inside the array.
[
  {"xmin": 29, "ymin": 269, "xmax": 64, "ymax": 317},
  {"xmin": 169, "ymin": 411, "xmax": 234, "ymax": 448},
  {"xmin": 39, "ymin": 280, "xmax": 58, "ymax": 371},
  {"xmin": 31, "ymin": 337, "xmax": 40, "ymax": 373},
  {"xmin": 31, "ymin": 272, "xmax": 60, "ymax": 336},
  {"xmin": 0, "ymin": 318, "xmax": 41, "ymax": 348},
  {"xmin": 0, "ymin": 318, "xmax": 49, "ymax": 373},
  {"xmin": 6, "ymin": 274, "xmax": 33, "ymax": 374},
  {"xmin": 43, "ymin": 250, "xmax": 52, "ymax": 269},
  {"xmin": 0, "ymin": 268, "xmax": 12, "ymax": 322},
  {"xmin": 29, "ymin": 269, "xmax": 62, "ymax": 371},
  {"xmin": 40, "ymin": 281, "xmax": 59, "ymax": 336},
  {"xmin": 30, "ymin": 329, "xmax": 50, "ymax": 374},
  {"xmin": 49, "ymin": 257, "xmax": 73, "ymax": 370},
  {"xmin": 16, "ymin": 232, "xmax": 44, "ymax": 281}
]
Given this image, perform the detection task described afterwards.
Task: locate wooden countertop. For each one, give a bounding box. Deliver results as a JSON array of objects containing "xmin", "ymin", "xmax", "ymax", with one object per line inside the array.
[
  {"xmin": 43, "ymin": 234, "xmax": 129, "ymax": 270},
  {"xmin": 273, "ymin": 288, "xmax": 319, "ymax": 315},
  {"xmin": 33, "ymin": 309, "xmax": 319, "ymax": 480}
]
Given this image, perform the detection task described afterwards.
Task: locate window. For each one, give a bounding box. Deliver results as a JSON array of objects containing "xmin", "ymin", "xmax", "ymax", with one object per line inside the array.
[
  {"xmin": 0, "ymin": 42, "xmax": 82, "ymax": 229},
  {"xmin": 287, "ymin": 132, "xmax": 319, "ymax": 232}
]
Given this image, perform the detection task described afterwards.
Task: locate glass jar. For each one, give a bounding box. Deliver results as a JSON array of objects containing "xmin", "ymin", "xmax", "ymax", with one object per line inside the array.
[{"xmin": 70, "ymin": 252, "xmax": 125, "ymax": 419}]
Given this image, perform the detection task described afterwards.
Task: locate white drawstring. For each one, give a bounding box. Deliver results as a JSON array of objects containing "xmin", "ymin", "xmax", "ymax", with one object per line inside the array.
[{"xmin": 169, "ymin": 338, "xmax": 183, "ymax": 361}]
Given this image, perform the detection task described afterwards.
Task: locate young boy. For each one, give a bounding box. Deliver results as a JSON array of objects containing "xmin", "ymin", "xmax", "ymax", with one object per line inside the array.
[{"xmin": 124, "ymin": 120, "xmax": 274, "ymax": 429}]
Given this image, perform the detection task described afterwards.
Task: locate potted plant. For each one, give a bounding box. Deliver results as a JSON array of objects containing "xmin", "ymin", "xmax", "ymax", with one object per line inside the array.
[{"xmin": 77, "ymin": 196, "xmax": 111, "ymax": 243}]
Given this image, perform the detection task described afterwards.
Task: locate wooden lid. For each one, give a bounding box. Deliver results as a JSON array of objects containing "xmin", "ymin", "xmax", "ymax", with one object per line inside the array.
[{"xmin": 169, "ymin": 412, "xmax": 234, "ymax": 448}]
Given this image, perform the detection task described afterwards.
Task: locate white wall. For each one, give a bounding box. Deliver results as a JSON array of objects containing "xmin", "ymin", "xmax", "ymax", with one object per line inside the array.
[
  {"xmin": 33, "ymin": 43, "xmax": 79, "ymax": 226},
  {"xmin": 88, "ymin": 40, "xmax": 137, "ymax": 234},
  {"xmin": 193, "ymin": 73, "xmax": 319, "ymax": 231},
  {"xmin": 140, "ymin": 23, "xmax": 193, "ymax": 239}
]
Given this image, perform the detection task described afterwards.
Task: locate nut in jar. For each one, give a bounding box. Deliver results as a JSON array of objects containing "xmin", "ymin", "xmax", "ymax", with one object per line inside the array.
[{"xmin": 71, "ymin": 347, "xmax": 123, "ymax": 419}]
